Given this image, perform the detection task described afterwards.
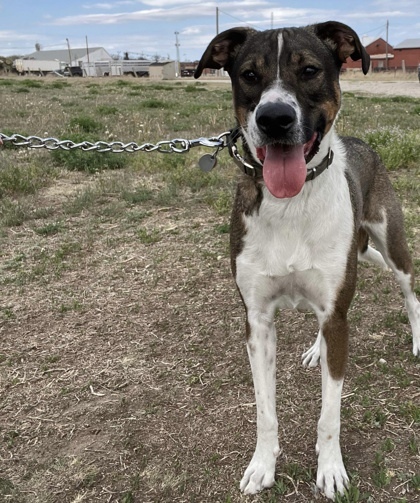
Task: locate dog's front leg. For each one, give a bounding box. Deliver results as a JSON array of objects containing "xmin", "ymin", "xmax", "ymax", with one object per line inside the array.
[
  {"xmin": 240, "ymin": 310, "xmax": 280, "ymax": 494},
  {"xmin": 316, "ymin": 322, "xmax": 349, "ymax": 499}
]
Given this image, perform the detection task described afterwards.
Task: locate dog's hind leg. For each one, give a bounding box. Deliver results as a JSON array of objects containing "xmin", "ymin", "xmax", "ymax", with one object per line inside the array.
[
  {"xmin": 363, "ymin": 203, "xmax": 420, "ymax": 356},
  {"xmin": 302, "ymin": 329, "xmax": 322, "ymax": 367},
  {"xmin": 357, "ymin": 227, "xmax": 389, "ymax": 270}
]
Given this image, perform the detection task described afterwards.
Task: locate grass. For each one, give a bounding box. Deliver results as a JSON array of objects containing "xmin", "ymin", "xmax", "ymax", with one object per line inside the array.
[{"xmin": 0, "ymin": 76, "xmax": 419, "ymax": 503}]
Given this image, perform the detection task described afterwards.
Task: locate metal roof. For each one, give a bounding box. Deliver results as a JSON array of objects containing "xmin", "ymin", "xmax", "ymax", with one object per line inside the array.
[
  {"xmin": 23, "ymin": 47, "xmax": 108, "ymax": 62},
  {"xmin": 393, "ymin": 39, "xmax": 420, "ymax": 49}
]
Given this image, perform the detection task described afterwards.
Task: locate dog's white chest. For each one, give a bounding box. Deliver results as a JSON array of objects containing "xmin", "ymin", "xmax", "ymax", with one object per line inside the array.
[{"xmin": 235, "ymin": 173, "xmax": 354, "ymax": 318}]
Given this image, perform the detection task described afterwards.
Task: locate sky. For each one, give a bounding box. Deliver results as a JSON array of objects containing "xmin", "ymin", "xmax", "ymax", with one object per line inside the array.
[{"xmin": 0, "ymin": 0, "xmax": 419, "ymax": 61}]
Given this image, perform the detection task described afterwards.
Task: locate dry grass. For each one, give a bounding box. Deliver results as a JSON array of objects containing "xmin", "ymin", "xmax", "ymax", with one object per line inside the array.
[{"xmin": 0, "ymin": 76, "xmax": 419, "ymax": 503}]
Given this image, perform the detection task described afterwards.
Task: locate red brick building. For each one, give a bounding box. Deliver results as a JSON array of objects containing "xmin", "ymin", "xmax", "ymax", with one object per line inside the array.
[
  {"xmin": 343, "ymin": 37, "xmax": 394, "ymax": 71},
  {"xmin": 342, "ymin": 36, "xmax": 420, "ymax": 73},
  {"xmin": 392, "ymin": 39, "xmax": 420, "ymax": 71}
]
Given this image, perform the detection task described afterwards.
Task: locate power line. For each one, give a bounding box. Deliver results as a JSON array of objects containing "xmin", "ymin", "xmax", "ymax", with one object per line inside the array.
[{"xmin": 217, "ymin": 8, "xmax": 257, "ymax": 29}]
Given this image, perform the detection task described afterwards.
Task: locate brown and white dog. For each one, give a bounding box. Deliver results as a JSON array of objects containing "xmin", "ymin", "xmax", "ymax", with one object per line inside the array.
[{"xmin": 195, "ymin": 21, "xmax": 420, "ymax": 499}]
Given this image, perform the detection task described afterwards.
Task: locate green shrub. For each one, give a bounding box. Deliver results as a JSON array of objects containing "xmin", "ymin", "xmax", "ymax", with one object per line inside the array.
[
  {"xmin": 364, "ymin": 127, "xmax": 420, "ymax": 170},
  {"xmin": 51, "ymin": 133, "xmax": 129, "ymax": 173},
  {"xmin": 69, "ymin": 115, "xmax": 103, "ymax": 134}
]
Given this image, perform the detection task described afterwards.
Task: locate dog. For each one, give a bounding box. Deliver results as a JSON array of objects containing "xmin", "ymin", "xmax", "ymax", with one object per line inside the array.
[{"xmin": 194, "ymin": 21, "xmax": 420, "ymax": 499}]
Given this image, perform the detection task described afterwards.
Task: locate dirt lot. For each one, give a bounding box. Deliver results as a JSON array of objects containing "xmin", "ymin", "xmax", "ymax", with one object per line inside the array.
[
  {"xmin": 1, "ymin": 77, "xmax": 419, "ymax": 503},
  {"xmin": 340, "ymin": 80, "xmax": 420, "ymax": 98}
]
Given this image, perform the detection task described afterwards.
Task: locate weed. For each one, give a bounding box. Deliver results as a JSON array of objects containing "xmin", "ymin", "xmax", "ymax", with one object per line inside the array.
[
  {"xmin": 137, "ymin": 227, "xmax": 160, "ymax": 244},
  {"xmin": 140, "ymin": 98, "xmax": 174, "ymax": 109},
  {"xmin": 410, "ymin": 474, "xmax": 420, "ymax": 490},
  {"xmin": 69, "ymin": 115, "xmax": 103, "ymax": 133},
  {"xmin": 371, "ymin": 452, "xmax": 391, "ymax": 488},
  {"xmin": 0, "ymin": 198, "xmax": 27, "ymax": 227},
  {"xmin": 185, "ymin": 84, "xmax": 207, "ymax": 93},
  {"xmin": 399, "ymin": 401, "xmax": 420, "ymax": 423},
  {"xmin": 48, "ymin": 81, "xmax": 70, "ymax": 90},
  {"xmin": 51, "ymin": 133, "xmax": 129, "ymax": 172},
  {"xmin": 334, "ymin": 484, "xmax": 361, "ymax": 503},
  {"xmin": 0, "ymin": 159, "xmax": 56, "ymax": 197},
  {"xmin": 0, "ymin": 79, "xmax": 14, "ymax": 86},
  {"xmin": 121, "ymin": 187, "xmax": 154, "ymax": 205},
  {"xmin": 381, "ymin": 438, "xmax": 395, "ymax": 453},
  {"xmin": 96, "ymin": 104, "xmax": 119, "ymax": 116},
  {"xmin": 34, "ymin": 221, "xmax": 63, "ymax": 236},
  {"xmin": 408, "ymin": 436, "xmax": 419, "ymax": 455},
  {"xmin": 363, "ymin": 127, "xmax": 420, "ymax": 170}
]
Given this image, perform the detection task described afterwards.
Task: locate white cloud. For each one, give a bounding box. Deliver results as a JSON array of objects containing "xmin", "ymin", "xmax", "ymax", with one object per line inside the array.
[
  {"xmin": 83, "ymin": 3, "xmax": 116, "ymax": 9},
  {"xmin": 181, "ymin": 27, "xmax": 201, "ymax": 35}
]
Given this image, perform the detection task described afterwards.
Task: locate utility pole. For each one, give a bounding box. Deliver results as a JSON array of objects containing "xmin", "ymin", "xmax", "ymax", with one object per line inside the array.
[
  {"xmin": 385, "ymin": 19, "xmax": 389, "ymax": 71},
  {"xmin": 175, "ymin": 31, "xmax": 181, "ymax": 77},
  {"xmin": 216, "ymin": 7, "xmax": 219, "ymax": 35},
  {"xmin": 66, "ymin": 38, "xmax": 72, "ymax": 66},
  {"xmin": 86, "ymin": 36, "xmax": 90, "ymax": 65}
]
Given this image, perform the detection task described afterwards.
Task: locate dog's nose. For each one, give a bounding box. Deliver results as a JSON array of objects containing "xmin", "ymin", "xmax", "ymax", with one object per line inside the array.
[{"xmin": 256, "ymin": 103, "xmax": 297, "ymax": 139}]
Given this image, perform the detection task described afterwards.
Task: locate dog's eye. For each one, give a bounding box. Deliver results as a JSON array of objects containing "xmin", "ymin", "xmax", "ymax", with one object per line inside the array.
[
  {"xmin": 302, "ymin": 66, "xmax": 319, "ymax": 78},
  {"xmin": 242, "ymin": 70, "xmax": 259, "ymax": 83}
]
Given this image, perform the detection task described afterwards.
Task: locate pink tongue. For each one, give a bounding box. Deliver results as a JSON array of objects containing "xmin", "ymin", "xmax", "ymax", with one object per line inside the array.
[{"xmin": 261, "ymin": 144, "xmax": 307, "ymax": 198}]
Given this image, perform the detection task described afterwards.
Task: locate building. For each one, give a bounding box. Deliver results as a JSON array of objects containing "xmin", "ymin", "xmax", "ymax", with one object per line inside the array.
[
  {"xmin": 343, "ymin": 37, "xmax": 394, "ymax": 72},
  {"xmin": 342, "ymin": 36, "xmax": 420, "ymax": 73},
  {"xmin": 392, "ymin": 39, "xmax": 420, "ymax": 72},
  {"xmin": 149, "ymin": 61, "xmax": 176, "ymax": 80},
  {"xmin": 23, "ymin": 47, "xmax": 112, "ymax": 66}
]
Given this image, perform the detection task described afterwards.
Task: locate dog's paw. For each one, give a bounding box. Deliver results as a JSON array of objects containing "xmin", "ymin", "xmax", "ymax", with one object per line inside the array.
[
  {"xmin": 316, "ymin": 458, "xmax": 349, "ymax": 500},
  {"xmin": 240, "ymin": 448, "xmax": 279, "ymax": 494},
  {"xmin": 240, "ymin": 462, "xmax": 275, "ymax": 494},
  {"xmin": 301, "ymin": 343, "xmax": 320, "ymax": 367}
]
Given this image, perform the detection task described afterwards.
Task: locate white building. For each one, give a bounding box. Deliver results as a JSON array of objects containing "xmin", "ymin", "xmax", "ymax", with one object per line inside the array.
[{"xmin": 23, "ymin": 47, "xmax": 112, "ymax": 66}]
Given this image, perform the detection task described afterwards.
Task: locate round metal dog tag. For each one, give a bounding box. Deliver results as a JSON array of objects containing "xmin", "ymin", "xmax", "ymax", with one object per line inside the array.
[{"xmin": 198, "ymin": 154, "xmax": 217, "ymax": 172}]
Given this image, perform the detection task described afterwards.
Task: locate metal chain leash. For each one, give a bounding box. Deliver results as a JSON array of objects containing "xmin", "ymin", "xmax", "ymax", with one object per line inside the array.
[
  {"xmin": 0, "ymin": 128, "xmax": 256, "ymax": 174},
  {"xmin": 0, "ymin": 131, "xmax": 231, "ymax": 155}
]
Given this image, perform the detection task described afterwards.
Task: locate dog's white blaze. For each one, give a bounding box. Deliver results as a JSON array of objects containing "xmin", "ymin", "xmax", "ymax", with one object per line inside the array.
[
  {"xmin": 277, "ymin": 32, "xmax": 283, "ymax": 80},
  {"xmin": 243, "ymin": 31, "xmax": 305, "ymax": 152}
]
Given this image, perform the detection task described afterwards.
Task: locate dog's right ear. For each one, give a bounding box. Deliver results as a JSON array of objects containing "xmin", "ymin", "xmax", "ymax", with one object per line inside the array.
[{"xmin": 194, "ymin": 27, "xmax": 256, "ymax": 78}]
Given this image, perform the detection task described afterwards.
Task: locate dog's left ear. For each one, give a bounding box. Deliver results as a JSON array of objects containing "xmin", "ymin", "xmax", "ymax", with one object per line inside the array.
[
  {"xmin": 194, "ymin": 27, "xmax": 256, "ymax": 78},
  {"xmin": 314, "ymin": 21, "xmax": 370, "ymax": 74}
]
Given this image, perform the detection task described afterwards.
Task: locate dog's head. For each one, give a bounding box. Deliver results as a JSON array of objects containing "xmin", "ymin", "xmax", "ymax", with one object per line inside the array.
[{"xmin": 195, "ymin": 22, "xmax": 369, "ymax": 198}]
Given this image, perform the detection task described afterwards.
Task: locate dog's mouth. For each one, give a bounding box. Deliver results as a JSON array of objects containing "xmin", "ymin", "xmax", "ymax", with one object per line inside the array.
[{"xmin": 255, "ymin": 132, "xmax": 319, "ymax": 198}]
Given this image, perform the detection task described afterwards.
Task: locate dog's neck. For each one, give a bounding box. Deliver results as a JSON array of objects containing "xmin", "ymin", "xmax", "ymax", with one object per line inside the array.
[{"xmin": 228, "ymin": 127, "xmax": 335, "ymax": 182}]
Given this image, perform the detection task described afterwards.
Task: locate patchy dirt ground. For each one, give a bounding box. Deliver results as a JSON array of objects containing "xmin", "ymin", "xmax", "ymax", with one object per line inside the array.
[
  {"xmin": 340, "ymin": 80, "xmax": 420, "ymax": 98},
  {"xmin": 1, "ymin": 79, "xmax": 419, "ymax": 503}
]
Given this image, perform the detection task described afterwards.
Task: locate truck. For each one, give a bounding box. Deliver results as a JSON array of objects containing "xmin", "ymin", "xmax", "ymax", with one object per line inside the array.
[{"xmin": 14, "ymin": 59, "xmax": 65, "ymax": 76}]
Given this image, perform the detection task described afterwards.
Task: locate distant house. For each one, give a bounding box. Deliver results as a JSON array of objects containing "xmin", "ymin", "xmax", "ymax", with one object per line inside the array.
[
  {"xmin": 23, "ymin": 47, "xmax": 112, "ymax": 66},
  {"xmin": 343, "ymin": 37, "xmax": 394, "ymax": 71},
  {"xmin": 392, "ymin": 39, "xmax": 420, "ymax": 72},
  {"xmin": 342, "ymin": 36, "xmax": 420, "ymax": 73}
]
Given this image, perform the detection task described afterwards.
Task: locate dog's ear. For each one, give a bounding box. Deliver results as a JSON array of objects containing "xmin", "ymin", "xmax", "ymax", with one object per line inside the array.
[
  {"xmin": 194, "ymin": 27, "xmax": 256, "ymax": 78},
  {"xmin": 314, "ymin": 21, "xmax": 370, "ymax": 75}
]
